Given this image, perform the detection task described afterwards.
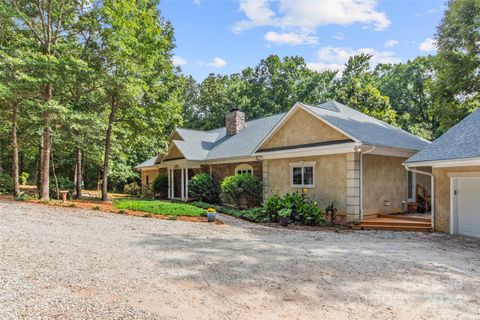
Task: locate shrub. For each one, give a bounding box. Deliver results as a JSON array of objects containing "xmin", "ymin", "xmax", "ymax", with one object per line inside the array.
[
  {"xmin": 153, "ymin": 174, "xmax": 168, "ymax": 198},
  {"xmin": 221, "ymin": 173, "xmax": 261, "ymax": 209},
  {"xmin": 188, "ymin": 173, "xmax": 221, "ymax": 204},
  {"xmin": 263, "ymin": 192, "xmax": 325, "ymax": 226},
  {"xmin": 49, "ymin": 176, "xmax": 74, "ymax": 200},
  {"xmin": 0, "ymin": 173, "xmax": 13, "ymax": 194},
  {"xmin": 241, "ymin": 207, "xmax": 270, "ymax": 223},
  {"xmin": 124, "ymin": 182, "xmax": 141, "ymax": 196},
  {"xmin": 19, "ymin": 172, "xmax": 29, "ymax": 185}
]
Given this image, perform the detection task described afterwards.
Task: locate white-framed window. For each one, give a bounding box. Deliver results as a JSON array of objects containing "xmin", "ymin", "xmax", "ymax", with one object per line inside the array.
[
  {"xmin": 235, "ymin": 163, "xmax": 254, "ymax": 175},
  {"xmin": 289, "ymin": 161, "xmax": 316, "ymax": 188}
]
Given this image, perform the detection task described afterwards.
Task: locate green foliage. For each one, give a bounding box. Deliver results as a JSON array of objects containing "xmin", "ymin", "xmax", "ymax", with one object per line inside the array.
[
  {"xmin": 15, "ymin": 192, "xmax": 35, "ymax": 201},
  {"xmin": 433, "ymin": 0, "xmax": 480, "ymax": 132},
  {"xmin": 19, "ymin": 172, "xmax": 29, "ymax": 185},
  {"xmin": 221, "ymin": 174, "xmax": 261, "ymax": 209},
  {"xmin": 278, "ymin": 208, "xmax": 292, "ymax": 218},
  {"xmin": 124, "ymin": 182, "xmax": 141, "ymax": 196},
  {"xmin": 264, "ymin": 192, "xmax": 325, "ymax": 226},
  {"xmin": 49, "ymin": 176, "xmax": 75, "ymax": 200},
  {"xmin": 114, "ymin": 199, "xmax": 204, "ymax": 217},
  {"xmin": 375, "ymin": 57, "xmax": 438, "ymax": 139},
  {"xmin": 188, "ymin": 173, "xmax": 221, "ymax": 204},
  {"xmin": 153, "ymin": 174, "xmax": 169, "ymax": 197},
  {"xmin": 0, "ymin": 173, "xmax": 13, "ymax": 194},
  {"xmin": 334, "ymin": 54, "xmax": 397, "ymax": 125},
  {"xmin": 189, "ymin": 201, "xmax": 214, "ymax": 209}
]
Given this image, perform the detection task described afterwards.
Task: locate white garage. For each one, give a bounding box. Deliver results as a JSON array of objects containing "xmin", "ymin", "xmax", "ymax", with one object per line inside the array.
[{"xmin": 452, "ymin": 177, "xmax": 480, "ymax": 238}]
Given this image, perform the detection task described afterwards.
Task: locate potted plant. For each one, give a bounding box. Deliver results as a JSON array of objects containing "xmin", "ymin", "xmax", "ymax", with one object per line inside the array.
[
  {"xmin": 206, "ymin": 208, "xmax": 216, "ymax": 222},
  {"xmin": 278, "ymin": 208, "xmax": 292, "ymax": 226}
]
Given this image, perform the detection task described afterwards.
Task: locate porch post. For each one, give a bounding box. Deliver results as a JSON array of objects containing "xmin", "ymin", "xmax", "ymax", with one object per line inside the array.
[
  {"xmin": 185, "ymin": 168, "xmax": 189, "ymax": 201},
  {"xmin": 181, "ymin": 168, "xmax": 185, "ymax": 201},
  {"xmin": 171, "ymin": 169, "xmax": 175, "ymax": 198},
  {"xmin": 167, "ymin": 169, "xmax": 171, "ymax": 198}
]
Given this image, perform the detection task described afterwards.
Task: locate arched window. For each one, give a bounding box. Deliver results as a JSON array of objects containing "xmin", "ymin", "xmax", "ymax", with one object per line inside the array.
[{"xmin": 234, "ymin": 164, "xmax": 254, "ymax": 175}]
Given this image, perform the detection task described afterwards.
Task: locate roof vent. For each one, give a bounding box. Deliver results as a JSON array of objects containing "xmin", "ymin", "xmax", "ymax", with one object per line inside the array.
[{"xmin": 315, "ymin": 101, "xmax": 340, "ymax": 112}]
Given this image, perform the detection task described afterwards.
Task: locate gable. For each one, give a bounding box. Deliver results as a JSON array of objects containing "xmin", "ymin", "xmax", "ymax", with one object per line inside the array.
[
  {"xmin": 163, "ymin": 144, "xmax": 184, "ymax": 161},
  {"xmin": 258, "ymin": 107, "xmax": 349, "ymax": 151}
]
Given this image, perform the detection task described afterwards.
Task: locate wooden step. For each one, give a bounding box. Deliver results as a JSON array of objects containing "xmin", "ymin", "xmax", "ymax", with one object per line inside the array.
[
  {"xmin": 377, "ymin": 214, "xmax": 431, "ymax": 223},
  {"xmin": 352, "ymin": 224, "xmax": 432, "ymax": 232},
  {"xmin": 360, "ymin": 219, "xmax": 431, "ymax": 227}
]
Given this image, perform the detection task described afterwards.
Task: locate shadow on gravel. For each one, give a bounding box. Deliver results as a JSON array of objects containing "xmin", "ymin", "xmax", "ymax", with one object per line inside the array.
[{"xmin": 135, "ymin": 225, "xmax": 480, "ymax": 308}]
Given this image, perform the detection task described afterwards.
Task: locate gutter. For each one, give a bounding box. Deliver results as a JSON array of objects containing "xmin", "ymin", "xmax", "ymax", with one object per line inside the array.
[
  {"xmin": 359, "ymin": 145, "xmax": 376, "ymax": 220},
  {"xmin": 403, "ymin": 164, "xmax": 435, "ymax": 231}
]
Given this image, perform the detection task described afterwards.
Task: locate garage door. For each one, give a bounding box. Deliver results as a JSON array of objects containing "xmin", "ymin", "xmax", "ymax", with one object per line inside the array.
[{"xmin": 456, "ymin": 178, "xmax": 480, "ymax": 238}]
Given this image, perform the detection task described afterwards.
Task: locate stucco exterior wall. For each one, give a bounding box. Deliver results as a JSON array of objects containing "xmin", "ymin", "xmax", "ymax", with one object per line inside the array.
[
  {"xmin": 362, "ymin": 155, "xmax": 408, "ymax": 215},
  {"xmin": 260, "ymin": 108, "xmax": 348, "ymax": 150},
  {"xmin": 432, "ymin": 165, "xmax": 480, "ymax": 233},
  {"xmin": 265, "ymin": 154, "xmax": 347, "ymax": 215},
  {"xmin": 140, "ymin": 168, "xmax": 166, "ymax": 194}
]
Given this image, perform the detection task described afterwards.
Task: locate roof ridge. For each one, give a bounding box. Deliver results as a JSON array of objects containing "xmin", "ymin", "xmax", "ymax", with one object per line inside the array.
[{"xmin": 206, "ymin": 112, "xmax": 286, "ymax": 132}]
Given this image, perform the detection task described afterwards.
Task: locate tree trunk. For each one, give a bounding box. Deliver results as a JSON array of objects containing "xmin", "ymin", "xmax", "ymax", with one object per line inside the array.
[
  {"xmin": 36, "ymin": 143, "xmax": 42, "ymax": 195},
  {"xmin": 75, "ymin": 147, "xmax": 83, "ymax": 199},
  {"xmin": 40, "ymin": 83, "xmax": 52, "ymax": 200},
  {"xmin": 11, "ymin": 103, "xmax": 20, "ymax": 197},
  {"xmin": 102, "ymin": 94, "xmax": 117, "ymax": 202}
]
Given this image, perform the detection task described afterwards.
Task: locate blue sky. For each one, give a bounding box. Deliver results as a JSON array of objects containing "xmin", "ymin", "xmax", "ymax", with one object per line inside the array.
[{"xmin": 160, "ymin": 0, "xmax": 445, "ymax": 81}]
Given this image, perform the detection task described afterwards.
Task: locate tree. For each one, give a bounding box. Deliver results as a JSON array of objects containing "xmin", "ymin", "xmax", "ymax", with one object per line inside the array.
[
  {"xmin": 334, "ymin": 54, "xmax": 397, "ymax": 125},
  {"xmin": 434, "ymin": 0, "xmax": 480, "ymax": 131},
  {"xmin": 375, "ymin": 57, "xmax": 438, "ymax": 139},
  {"xmin": 6, "ymin": 0, "xmax": 89, "ymax": 200},
  {"xmin": 99, "ymin": 0, "xmax": 179, "ymax": 201}
]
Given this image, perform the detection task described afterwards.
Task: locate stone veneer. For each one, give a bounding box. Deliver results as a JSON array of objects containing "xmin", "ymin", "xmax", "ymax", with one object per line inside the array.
[{"xmin": 225, "ymin": 109, "xmax": 245, "ymax": 135}]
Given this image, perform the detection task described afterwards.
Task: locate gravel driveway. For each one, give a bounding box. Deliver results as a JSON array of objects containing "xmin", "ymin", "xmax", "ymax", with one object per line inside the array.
[{"xmin": 1, "ymin": 200, "xmax": 480, "ymax": 320}]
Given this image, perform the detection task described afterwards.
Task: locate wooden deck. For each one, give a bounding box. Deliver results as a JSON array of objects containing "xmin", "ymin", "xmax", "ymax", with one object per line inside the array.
[{"xmin": 352, "ymin": 214, "xmax": 432, "ymax": 232}]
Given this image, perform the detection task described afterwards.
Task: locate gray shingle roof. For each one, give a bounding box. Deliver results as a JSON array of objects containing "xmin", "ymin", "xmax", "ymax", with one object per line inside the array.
[
  {"xmin": 302, "ymin": 101, "xmax": 430, "ymax": 151},
  {"xmin": 134, "ymin": 155, "xmax": 157, "ymax": 169},
  {"xmin": 406, "ymin": 108, "xmax": 480, "ymax": 163},
  {"xmin": 136, "ymin": 100, "xmax": 430, "ymax": 167}
]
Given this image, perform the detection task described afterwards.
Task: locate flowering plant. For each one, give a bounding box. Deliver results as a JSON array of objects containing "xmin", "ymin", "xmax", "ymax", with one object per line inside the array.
[{"xmin": 206, "ymin": 208, "xmax": 216, "ymax": 213}]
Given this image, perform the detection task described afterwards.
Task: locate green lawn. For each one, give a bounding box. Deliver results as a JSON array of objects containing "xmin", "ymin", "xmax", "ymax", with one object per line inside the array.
[{"xmin": 114, "ymin": 199, "xmax": 204, "ymax": 217}]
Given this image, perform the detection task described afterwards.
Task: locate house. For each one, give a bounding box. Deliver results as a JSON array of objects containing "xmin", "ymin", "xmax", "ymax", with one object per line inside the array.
[
  {"xmin": 135, "ymin": 101, "xmax": 430, "ymax": 223},
  {"xmin": 405, "ymin": 109, "xmax": 480, "ymax": 238}
]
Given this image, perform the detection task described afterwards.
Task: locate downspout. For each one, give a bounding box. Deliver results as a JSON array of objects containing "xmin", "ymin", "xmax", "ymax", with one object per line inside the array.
[
  {"xmin": 359, "ymin": 145, "xmax": 376, "ymax": 220},
  {"xmin": 403, "ymin": 164, "xmax": 435, "ymax": 231}
]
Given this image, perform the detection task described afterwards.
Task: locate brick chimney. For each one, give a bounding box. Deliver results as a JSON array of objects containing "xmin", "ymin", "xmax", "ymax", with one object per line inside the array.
[{"xmin": 226, "ymin": 108, "xmax": 245, "ymax": 135}]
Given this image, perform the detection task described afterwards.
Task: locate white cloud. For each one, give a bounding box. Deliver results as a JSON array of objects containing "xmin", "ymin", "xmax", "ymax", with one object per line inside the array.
[
  {"xmin": 232, "ymin": 0, "xmax": 276, "ymax": 33},
  {"xmin": 419, "ymin": 38, "xmax": 436, "ymax": 52},
  {"xmin": 234, "ymin": 0, "xmax": 390, "ymax": 33},
  {"xmin": 208, "ymin": 57, "xmax": 227, "ymax": 68},
  {"xmin": 334, "ymin": 32, "xmax": 344, "ymax": 40},
  {"xmin": 385, "ymin": 39, "xmax": 399, "ymax": 48},
  {"xmin": 172, "ymin": 56, "xmax": 187, "ymax": 66},
  {"xmin": 306, "ymin": 46, "xmax": 401, "ymax": 73},
  {"xmin": 264, "ymin": 31, "xmax": 317, "ymax": 45}
]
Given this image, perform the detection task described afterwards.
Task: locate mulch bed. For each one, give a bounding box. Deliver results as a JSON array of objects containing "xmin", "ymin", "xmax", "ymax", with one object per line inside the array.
[{"xmin": 0, "ymin": 195, "xmax": 222, "ymax": 225}]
